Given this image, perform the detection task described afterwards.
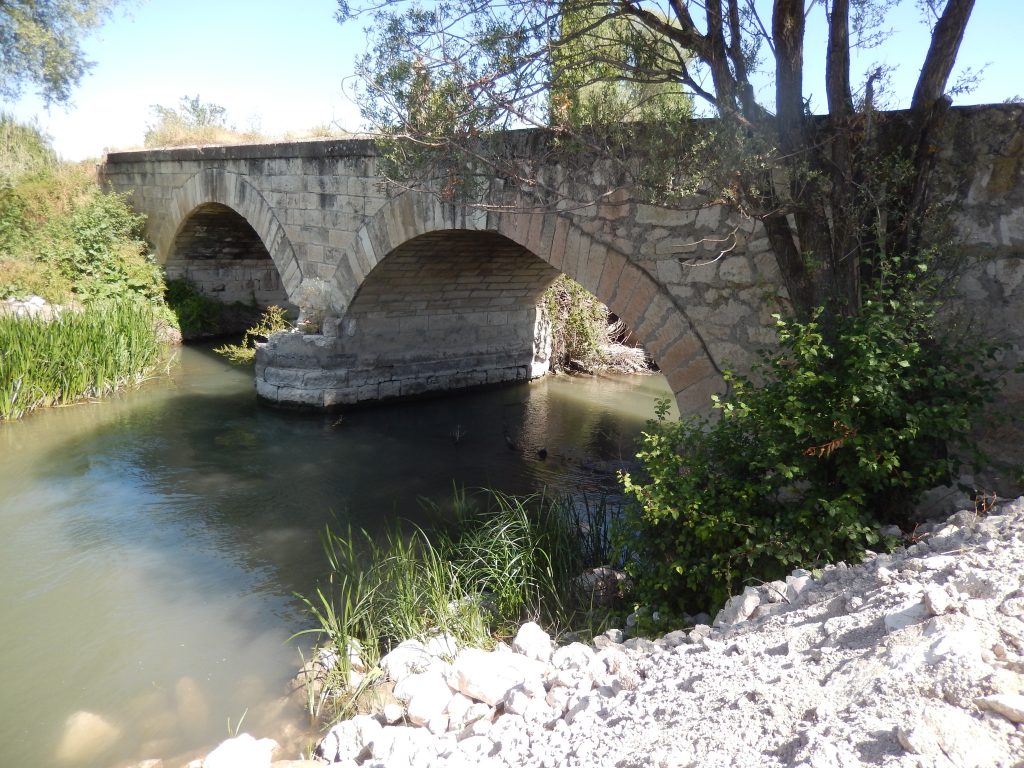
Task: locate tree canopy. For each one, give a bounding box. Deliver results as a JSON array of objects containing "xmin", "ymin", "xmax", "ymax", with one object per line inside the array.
[
  {"xmin": 0, "ymin": 0, "xmax": 120, "ymax": 106},
  {"xmin": 341, "ymin": 0, "xmax": 977, "ymax": 320}
]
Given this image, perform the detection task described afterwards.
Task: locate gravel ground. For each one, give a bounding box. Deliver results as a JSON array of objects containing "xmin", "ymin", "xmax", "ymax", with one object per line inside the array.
[{"xmin": 202, "ymin": 497, "xmax": 1024, "ymax": 768}]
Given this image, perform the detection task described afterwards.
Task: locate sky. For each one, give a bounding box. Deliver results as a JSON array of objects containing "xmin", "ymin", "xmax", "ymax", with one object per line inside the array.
[{"xmin": 7, "ymin": 0, "xmax": 1024, "ymax": 161}]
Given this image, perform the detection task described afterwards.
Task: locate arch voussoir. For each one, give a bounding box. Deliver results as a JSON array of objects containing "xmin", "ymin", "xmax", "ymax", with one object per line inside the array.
[{"xmin": 159, "ymin": 169, "xmax": 301, "ymax": 303}]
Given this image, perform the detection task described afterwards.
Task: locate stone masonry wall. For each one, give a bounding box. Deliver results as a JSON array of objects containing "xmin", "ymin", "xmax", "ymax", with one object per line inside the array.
[{"xmin": 100, "ymin": 106, "xmax": 1024, "ymax": 426}]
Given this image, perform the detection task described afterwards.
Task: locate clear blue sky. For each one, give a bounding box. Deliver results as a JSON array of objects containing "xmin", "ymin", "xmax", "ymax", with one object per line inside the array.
[{"xmin": 8, "ymin": 0, "xmax": 1023, "ymax": 161}]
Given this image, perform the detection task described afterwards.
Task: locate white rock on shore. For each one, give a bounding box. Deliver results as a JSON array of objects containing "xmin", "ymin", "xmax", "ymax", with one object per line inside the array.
[{"xmin": 202, "ymin": 496, "xmax": 1024, "ymax": 767}]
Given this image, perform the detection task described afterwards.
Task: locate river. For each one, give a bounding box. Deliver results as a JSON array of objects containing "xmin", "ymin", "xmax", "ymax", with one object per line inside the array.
[{"xmin": 0, "ymin": 343, "xmax": 675, "ymax": 767}]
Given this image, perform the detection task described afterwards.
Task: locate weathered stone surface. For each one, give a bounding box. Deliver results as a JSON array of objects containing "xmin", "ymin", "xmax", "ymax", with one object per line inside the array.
[
  {"xmin": 380, "ymin": 639, "xmax": 435, "ymax": 683},
  {"xmin": 448, "ymin": 648, "xmax": 546, "ymax": 706},
  {"xmin": 511, "ymin": 622, "xmax": 554, "ymax": 663},
  {"xmin": 288, "ymin": 496, "xmax": 1024, "ymax": 768},
  {"xmin": 395, "ymin": 669, "xmax": 454, "ymax": 727},
  {"xmin": 101, "ymin": 106, "xmax": 1024, "ymax": 452},
  {"xmin": 203, "ymin": 734, "xmax": 278, "ymax": 768},
  {"xmin": 975, "ymin": 693, "xmax": 1024, "ymax": 722}
]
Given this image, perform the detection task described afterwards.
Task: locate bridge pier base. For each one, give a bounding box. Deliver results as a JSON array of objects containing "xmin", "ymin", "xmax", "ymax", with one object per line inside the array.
[{"xmin": 254, "ymin": 308, "xmax": 553, "ymax": 408}]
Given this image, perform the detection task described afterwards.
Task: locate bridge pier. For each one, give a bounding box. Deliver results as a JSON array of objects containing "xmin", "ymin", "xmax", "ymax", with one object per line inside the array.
[{"xmin": 254, "ymin": 306, "xmax": 552, "ymax": 407}]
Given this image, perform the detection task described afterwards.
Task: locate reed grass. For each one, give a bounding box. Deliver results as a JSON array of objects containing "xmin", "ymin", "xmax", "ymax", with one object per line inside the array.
[
  {"xmin": 0, "ymin": 299, "xmax": 168, "ymax": 420},
  {"xmin": 293, "ymin": 488, "xmax": 628, "ymax": 723}
]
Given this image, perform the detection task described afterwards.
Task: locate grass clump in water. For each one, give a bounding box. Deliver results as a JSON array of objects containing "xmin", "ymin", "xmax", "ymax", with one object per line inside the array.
[
  {"xmin": 294, "ymin": 488, "xmax": 625, "ymax": 723},
  {"xmin": 0, "ymin": 299, "xmax": 170, "ymax": 420}
]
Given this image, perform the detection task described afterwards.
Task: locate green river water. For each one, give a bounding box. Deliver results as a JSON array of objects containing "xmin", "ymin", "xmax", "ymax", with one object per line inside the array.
[{"xmin": 0, "ymin": 344, "xmax": 675, "ymax": 766}]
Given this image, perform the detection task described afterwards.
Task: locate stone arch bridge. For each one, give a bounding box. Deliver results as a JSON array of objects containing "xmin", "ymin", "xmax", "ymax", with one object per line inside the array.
[{"xmin": 101, "ymin": 106, "xmax": 1024, "ymax": 418}]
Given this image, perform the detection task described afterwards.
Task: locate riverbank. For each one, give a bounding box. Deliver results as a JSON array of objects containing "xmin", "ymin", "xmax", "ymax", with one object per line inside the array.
[
  {"xmin": 191, "ymin": 495, "xmax": 1024, "ymax": 767},
  {"xmin": 1, "ymin": 116, "xmax": 181, "ymax": 420}
]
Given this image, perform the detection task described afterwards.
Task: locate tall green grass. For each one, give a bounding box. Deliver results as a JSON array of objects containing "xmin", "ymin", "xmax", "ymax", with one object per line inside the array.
[
  {"xmin": 294, "ymin": 488, "xmax": 626, "ymax": 723},
  {"xmin": 0, "ymin": 300, "xmax": 168, "ymax": 420}
]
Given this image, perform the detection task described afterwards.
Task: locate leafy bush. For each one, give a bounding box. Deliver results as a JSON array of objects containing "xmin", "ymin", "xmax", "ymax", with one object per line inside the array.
[
  {"xmin": 619, "ymin": 287, "xmax": 1001, "ymax": 618},
  {"xmin": 50, "ymin": 186, "xmax": 165, "ymax": 302},
  {"xmin": 0, "ymin": 131, "xmax": 168, "ymax": 308},
  {"xmin": 164, "ymin": 278, "xmax": 224, "ymax": 336},
  {"xmin": 543, "ymin": 274, "xmax": 609, "ymax": 372}
]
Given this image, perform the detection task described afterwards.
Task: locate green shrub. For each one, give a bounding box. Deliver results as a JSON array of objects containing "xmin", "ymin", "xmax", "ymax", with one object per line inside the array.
[
  {"xmin": 619, "ymin": 286, "xmax": 1001, "ymax": 618},
  {"xmin": 164, "ymin": 278, "xmax": 223, "ymax": 336},
  {"xmin": 543, "ymin": 274, "xmax": 609, "ymax": 372},
  {"xmin": 49, "ymin": 187, "xmax": 166, "ymax": 303},
  {"xmin": 0, "ymin": 135, "xmax": 168, "ymax": 308}
]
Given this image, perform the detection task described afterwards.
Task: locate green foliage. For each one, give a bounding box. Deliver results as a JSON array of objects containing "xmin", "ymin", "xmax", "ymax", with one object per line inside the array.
[
  {"xmin": 551, "ymin": 3, "xmax": 693, "ymax": 128},
  {"xmin": 619, "ymin": 285, "xmax": 1001, "ymax": 618},
  {"xmin": 348, "ymin": 0, "xmax": 700, "ymax": 203},
  {"xmin": 0, "ymin": 299, "xmax": 169, "ymax": 420},
  {"xmin": 0, "ymin": 131, "xmax": 168, "ymax": 308},
  {"xmin": 214, "ymin": 305, "xmax": 291, "ymax": 365},
  {"xmin": 543, "ymin": 274, "xmax": 609, "ymax": 372},
  {"xmin": 164, "ymin": 278, "xmax": 224, "ymax": 337},
  {"xmin": 0, "ymin": 0, "xmax": 118, "ymax": 105},
  {"xmin": 52, "ymin": 187, "xmax": 165, "ymax": 303},
  {"xmin": 0, "ymin": 116, "xmax": 176, "ymax": 419}
]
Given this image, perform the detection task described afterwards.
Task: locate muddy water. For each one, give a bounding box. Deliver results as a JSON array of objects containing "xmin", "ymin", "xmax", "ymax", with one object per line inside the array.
[{"xmin": 0, "ymin": 344, "xmax": 675, "ymax": 766}]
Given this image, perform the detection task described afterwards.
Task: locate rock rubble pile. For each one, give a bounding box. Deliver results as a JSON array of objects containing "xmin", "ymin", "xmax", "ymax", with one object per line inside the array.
[
  {"xmin": 0, "ymin": 294, "xmax": 65, "ymax": 320},
  {"xmin": 203, "ymin": 497, "xmax": 1024, "ymax": 767}
]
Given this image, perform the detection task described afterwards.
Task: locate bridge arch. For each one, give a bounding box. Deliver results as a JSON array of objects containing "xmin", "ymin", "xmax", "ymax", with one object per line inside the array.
[
  {"xmin": 331, "ymin": 191, "xmax": 722, "ymax": 410},
  {"xmin": 157, "ymin": 169, "xmax": 303, "ymax": 301}
]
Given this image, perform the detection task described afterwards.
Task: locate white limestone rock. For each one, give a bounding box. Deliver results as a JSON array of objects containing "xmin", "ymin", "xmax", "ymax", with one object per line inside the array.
[
  {"xmin": 551, "ymin": 641, "xmax": 596, "ymax": 671},
  {"xmin": 445, "ymin": 692, "xmax": 475, "ymax": 731},
  {"xmin": 896, "ymin": 707, "xmax": 1004, "ymax": 767},
  {"xmin": 884, "ymin": 599, "xmax": 930, "ymax": 632},
  {"xmin": 448, "ymin": 648, "xmax": 545, "ymax": 706},
  {"xmin": 423, "ymin": 632, "xmax": 461, "ymax": 660},
  {"xmin": 203, "ymin": 733, "xmax": 278, "ymax": 768},
  {"xmin": 923, "ymin": 584, "xmax": 954, "ymax": 615},
  {"xmin": 381, "ymin": 639, "xmax": 435, "ymax": 683},
  {"xmin": 502, "ymin": 683, "xmax": 537, "ymax": 716},
  {"xmin": 396, "ymin": 669, "xmax": 454, "ymax": 727},
  {"xmin": 785, "ymin": 570, "xmax": 813, "ymax": 602},
  {"xmin": 316, "ymin": 715, "xmax": 381, "ymax": 763},
  {"xmin": 456, "ymin": 734, "xmax": 496, "ymax": 759},
  {"xmin": 511, "ymin": 621, "xmax": 554, "ymax": 663},
  {"xmin": 368, "ymin": 725, "xmax": 437, "ymax": 765},
  {"xmin": 975, "ymin": 693, "xmax": 1024, "ymax": 723},
  {"xmin": 714, "ymin": 586, "xmax": 761, "ymax": 626}
]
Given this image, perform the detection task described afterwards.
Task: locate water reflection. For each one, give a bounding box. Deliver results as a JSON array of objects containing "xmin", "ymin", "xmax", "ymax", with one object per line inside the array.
[{"xmin": 0, "ymin": 345, "xmax": 674, "ymax": 767}]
